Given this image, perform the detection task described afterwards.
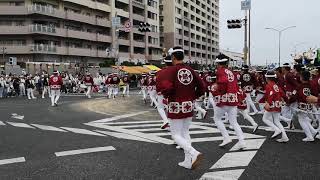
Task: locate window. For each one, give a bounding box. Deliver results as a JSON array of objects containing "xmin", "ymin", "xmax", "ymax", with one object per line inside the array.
[{"xmin": 148, "ymin": 11, "xmax": 157, "ymax": 20}]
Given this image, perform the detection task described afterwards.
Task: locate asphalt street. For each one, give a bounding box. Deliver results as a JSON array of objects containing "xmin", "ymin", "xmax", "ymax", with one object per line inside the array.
[{"xmin": 0, "ymin": 94, "xmax": 319, "ymax": 180}]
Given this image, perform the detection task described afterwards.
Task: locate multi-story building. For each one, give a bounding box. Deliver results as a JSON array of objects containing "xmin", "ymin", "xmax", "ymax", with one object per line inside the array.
[
  {"xmin": 0, "ymin": 0, "xmax": 161, "ymax": 68},
  {"xmin": 160, "ymin": 0, "xmax": 219, "ymax": 65}
]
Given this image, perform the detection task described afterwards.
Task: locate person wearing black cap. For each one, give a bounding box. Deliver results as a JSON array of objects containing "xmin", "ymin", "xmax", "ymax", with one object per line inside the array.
[
  {"xmin": 240, "ymin": 65, "xmax": 258, "ymax": 115},
  {"xmin": 122, "ymin": 73, "xmax": 130, "ymax": 97},
  {"xmin": 211, "ymin": 55, "xmax": 246, "ymax": 149},
  {"xmin": 83, "ymin": 72, "xmax": 94, "ymax": 99},
  {"xmin": 140, "ymin": 73, "xmax": 148, "ymax": 103},
  {"xmin": 295, "ymin": 70, "xmax": 319, "ymax": 141},
  {"xmin": 255, "ymin": 69, "xmax": 267, "ymax": 114},
  {"xmin": 262, "ymin": 70, "xmax": 289, "ymax": 142},
  {"xmin": 105, "ymin": 73, "xmax": 113, "ymax": 98},
  {"xmin": 160, "ymin": 46, "xmax": 206, "ymax": 169},
  {"xmin": 156, "ymin": 54, "xmax": 172, "ymax": 129},
  {"xmin": 147, "ymin": 71, "xmax": 157, "ymax": 107}
]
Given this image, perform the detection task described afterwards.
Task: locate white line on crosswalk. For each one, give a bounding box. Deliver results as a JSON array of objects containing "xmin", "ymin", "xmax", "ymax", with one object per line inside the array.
[
  {"xmin": 31, "ymin": 124, "xmax": 67, "ymax": 132},
  {"xmin": 149, "ymin": 130, "xmax": 219, "ymax": 136},
  {"xmin": 200, "ymin": 169, "xmax": 245, "ymax": 180},
  {"xmin": 116, "ymin": 123, "xmax": 163, "ymax": 129},
  {"xmin": 0, "ymin": 157, "xmax": 26, "ymax": 166},
  {"xmin": 0, "ymin": 121, "xmax": 5, "ymax": 125},
  {"xmin": 101, "ymin": 120, "xmax": 162, "ymax": 125},
  {"xmin": 60, "ymin": 127, "xmax": 106, "ymax": 136},
  {"xmin": 6, "ymin": 122, "xmax": 35, "ymax": 129},
  {"xmin": 55, "ymin": 146, "xmax": 115, "ymax": 157},
  {"xmin": 210, "ymin": 151, "xmax": 257, "ymax": 169},
  {"xmin": 89, "ymin": 111, "xmax": 150, "ymax": 123},
  {"xmin": 230, "ymin": 139, "xmax": 266, "ymax": 151},
  {"xmin": 95, "ymin": 130, "xmax": 157, "ymax": 143},
  {"xmin": 86, "ymin": 123, "xmax": 174, "ymax": 144}
]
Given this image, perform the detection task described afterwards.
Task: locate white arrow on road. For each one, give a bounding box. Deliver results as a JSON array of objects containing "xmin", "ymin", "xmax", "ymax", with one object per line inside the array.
[{"xmin": 11, "ymin": 113, "xmax": 24, "ymax": 120}]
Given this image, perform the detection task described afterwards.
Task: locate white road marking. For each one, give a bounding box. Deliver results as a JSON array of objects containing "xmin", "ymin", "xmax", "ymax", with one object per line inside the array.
[
  {"xmin": 86, "ymin": 123, "xmax": 174, "ymax": 144},
  {"xmin": 11, "ymin": 113, "xmax": 24, "ymax": 120},
  {"xmin": 89, "ymin": 111, "xmax": 149, "ymax": 123},
  {"xmin": 117, "ymin": 123, "xmax": 163, "ymax": 129},
  {"xmin": 230, "ymin": 139, "xmax": 266, "ymax": 151},
  {"xmin": 210, "ymin": 151, "xmax": 257, "ymax": 169},
  {"xmin": 95, "ymin": 130, "xmax": 156, "ymax": 143},
  {"xmin": 0, "ymin": 157, "xmax": 26, "ymax": 166},
  {"xmin": 31, "ymin": 124, "xmax": 67, "ymax": 132},
  {"xmin": 60, "ymin": 127, "xmax": 106, "ymax": 136},
  {"xmin": 200, "ymin": 169, "xmax": 245, "ymax": 180},
  {"xmin": 0, "ymin": 121, "xmax": 5, "ymax": 125},
  {"xmin": 7, "ymin": 122, "xmax": 35, "ymax": 129},
  {"xmin": 149, "ymin": 130, "xmax": 217, "ymax": 136},
  {"xmin": 95, "ymin": 97, "xmax": 105, "ymax": 100},
  {"xmin": 55, "ymin": 146, "xmax": 115, "ymax": 157},
  {"xmin": 101, "ymin": 120, "xmax": 162, "ymax": 125}
]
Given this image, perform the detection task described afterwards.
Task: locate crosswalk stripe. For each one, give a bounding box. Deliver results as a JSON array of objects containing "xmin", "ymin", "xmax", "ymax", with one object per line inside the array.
[
  {"xmin": 7, "ymin": 122, "xmax": 35, "ymax": 129},
  {"xmin": 0, "ymin": 121, "xmax": 5, "ymax": 125},
  {"xmin": 90, "ymin": 111, "xmax": 150, "ymax": 123},
  {"xmin": 191, "ymin": 136, "xmax": 237, "ymax": 143},
  {"xmin": 60, "ymin": 127, "xmax": 106, "ymax": 137},
  {"xmin": 200, "ymin": 169, "xmax": 245, "ymax": 180},
  {"xmin": 55, "ymin": 146, "xmax": 115, "ymax": 157},
  {"xmin": 0, "ymin": 157, "xmax": 26, "ymax": 166},
  {"xmin": 230, "ymin": 139, "xmax": 266, "ymax": 151},
  {"xmin": 86, "ymin": 123, "xmax": 174, "ymax": 144},
  {"xmin": 95, "ymin": 130, "xmax": 157, "ymax": 143},
  {"xmin": 149, "ymin": 130, "xmax": 219, "ymax": 136},
  {"xmin": 117, "ymin": 124, "xmax": 163, "ymax": 129},
  {"xmin": 210, "ymin": 151, "xmax": 257, "ymax": 169},
  {"xmin": 31, "ymin": 124, "xmax": 67, "ymax": 132},
  {"xmin": 101, "ymin": 120, "xmax": 162, "ymax": 125}
]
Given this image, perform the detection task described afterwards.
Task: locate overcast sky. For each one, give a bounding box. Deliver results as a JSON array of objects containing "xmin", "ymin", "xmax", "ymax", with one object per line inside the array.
[{"xmin": 220, "ymin": 0, "xmax": 320, "ymax": 65}]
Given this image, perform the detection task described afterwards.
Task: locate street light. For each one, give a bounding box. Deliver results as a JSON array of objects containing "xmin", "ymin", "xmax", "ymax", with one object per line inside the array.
[{"xmin": 265, "ymin": 26, "xmax": 296, "ymax": 66}]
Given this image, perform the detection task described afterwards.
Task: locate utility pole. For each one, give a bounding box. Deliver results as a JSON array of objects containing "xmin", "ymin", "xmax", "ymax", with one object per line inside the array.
[
  {"xmin": 248, "ymin": 9, "xmax": 251, "ymax": 66},
  {"xmin": 1, "ymin": 47, "xmax": 6, "ymax": 69},
  {"xmin": 243, "ymin": 12, "xmax": 248, "ymax": 65}
]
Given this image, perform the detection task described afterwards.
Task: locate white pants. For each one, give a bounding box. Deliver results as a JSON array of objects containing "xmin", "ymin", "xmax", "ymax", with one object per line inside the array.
[
  {"xmin": 239, "ymin": 109, "xmax": 257, "ymax": 126},
  {"xmin": 281, "ymin": 103, "xmax": 298, "ymax": 122},
  {"xmin": 297, "ymin": 112, "xmax": 318, "ymax": 139},
  {"xmin": 263, "ymin": 111, "xmax": 288, "ymax": 139},
  {"xmin": 255, "ymin": 93, "xmax": 265, "ymax": 112},
  {"xmin": 141, "ymin": 87, "xmax": 147, "ymax": 100},
  {"xmin": 107, "ymin": 86, "xmax": 112, "ymax": 98},
  {"xmin": 112, "ymin": 87, "xmax": 118, "ymax": 97},
  {"xmin": 42, "ymin": 86, "xmax": 51, "ymax": 98},
  {"xmin": 169, "ymin": 117, "xmax": 198, "ymax": 155},
  {"xmin": 312, "ymin": 106, "xmax": 320, "ymax": 130},
  {"xmin": 27, "ymin": 88, "xmax": 35, "ymax": 99},
  {"xmin": 149, "ymin": 90, "xmax": 157, "ymax": 106},
  {"xmin": 206, "ymin": 92, "xmax": 216, "ymax": 109},
  {"xmin": 195, "ymin": 100, "xmax": 206, "ymax": 118},
  {"xmin": 122, "ymin": 84, "xmax": 129, "ymax": 96},
  {"xmin": 214, "ymin": 106, "xmax": 244, "ymax": 142},
  {"xmin": 157, "ymin": 95, "xmax": 169, "ymax": 123},
  {"xmin": 51, "ymin": 89, "xmax": 61, "ymax": 106},
  {"xmin": 19, "ymin": 84, "xmax": 25, "ymax": 96},
  {"xmin": 86, "ymin": 86, "xmax": 92, "ymax": 98},
  {"xmin": 245, "ymin": 93, "xmax": 258, "ymax": 113}
]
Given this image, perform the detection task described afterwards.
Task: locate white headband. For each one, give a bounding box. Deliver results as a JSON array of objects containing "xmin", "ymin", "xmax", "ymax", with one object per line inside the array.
[
  {"xmin": 168, "ymin": 48, "xmax": 184, "ymax": 56},
  {"xmin": 265, "ymin": 74, "xmax": 277, "ymax": 78},
  {"xmin": 282, "ymin": 64, "xmax": 291, "ymax": 67}
]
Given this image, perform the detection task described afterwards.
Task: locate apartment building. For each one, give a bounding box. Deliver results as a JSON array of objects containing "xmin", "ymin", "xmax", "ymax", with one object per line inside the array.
[
  {"xmin": 0, "ymin": 0, "xmax": 161, "ymax": 67},
  {"xmin": 160, "ymin": 0, "xmax": 220, "ymax": 65}
]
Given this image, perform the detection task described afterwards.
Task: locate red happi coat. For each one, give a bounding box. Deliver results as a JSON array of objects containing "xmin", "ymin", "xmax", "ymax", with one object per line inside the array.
[
  {"xmin": 83, "ymin": 76, "xmax": 94, "ymax": 86},
  {"xmin": 159, "ymin": 64, "xmax": 206, "ymax": 119},
  {"xmin": 263, "ymin": 81, "xmax": 285, "ymax": 112},
  {"xmin": 240, "ymin": 72, "xmax": 256, "ymax": 93},
  {"xmin": 296, "ymin": 81, "xmax": 318, "ymax": 111},
  {"xmin": 49, "ymin": 75, "xmax": 63, "ymax": 90}
]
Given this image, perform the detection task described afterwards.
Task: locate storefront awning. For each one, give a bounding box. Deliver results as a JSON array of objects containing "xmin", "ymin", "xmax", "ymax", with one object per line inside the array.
[
  {"xmin": 113, "ymin": 66, "xmax": 151, "ymax": 74},
  {"xmin": 144, "ymin": 65, "xmax": 161, "ymax": 71}
]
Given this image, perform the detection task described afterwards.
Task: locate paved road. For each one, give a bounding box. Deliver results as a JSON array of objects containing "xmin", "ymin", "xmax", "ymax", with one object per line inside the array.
[{"xmin": 0, "ymin": 94, "xmax": 319, "ymax": 180}]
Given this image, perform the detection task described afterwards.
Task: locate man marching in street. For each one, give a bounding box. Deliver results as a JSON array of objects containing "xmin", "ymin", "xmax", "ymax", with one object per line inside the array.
[
  {"xmin": 211, "ymin": 55, "xmax": 246, "ymax": 149},
  {"xmin": 158, "ymin": 46, "xmax": 206, "ymax": 170},
  {"xmin": 41, "ymin": 73, "xmax": 51, "ymax": 99},
  {"xmin": 111, "ymin": 73, "xmax": 120, "ymax": 99},
  {"xmin": 255, "ymin": 69, "xmax": 267, "ymax": 114},
  {"xmin": 156, "ymin": 54, "xmax": 172, "ymax": 129},
  {"xmin": 49, "ymin": 70, "xmax": 63, "ymax": 107},
  {"xmin": 122, "ymin": 73, "xmax": 130, "ymax": 97},
  {"xmin": 240, "ymin": 65, "xmax": 258, "ymax": 115},
  {"xmin": 105, "ymin": 73, "xmax": 113, "ymax": 98},
  {"xmin": 262, "ymin": 71, "xmax": 289, "ymax": 143},
  {"xmin": 140, "ymin": 73, "xmax": 148, "ymax": 103},
  {"xmin": 83, "ymin": 72, "xmax": 94, "ymax": 99},
  {"xmin": 26, "ymin": 75, "xmax": 36, "ymax": 100},
  {"xmin": 147, "ymin": 71, "xmax": 157, "ymax": 107}
]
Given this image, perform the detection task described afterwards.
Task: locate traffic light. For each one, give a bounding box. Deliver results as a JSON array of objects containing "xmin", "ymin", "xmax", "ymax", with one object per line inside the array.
[
  {"xmin": 138, "ymin": 22, "xmax": 151, "ymax": 32},
  {"xmin": 227, "ymin": 19, "xmax": 242, "ymax": 29}
]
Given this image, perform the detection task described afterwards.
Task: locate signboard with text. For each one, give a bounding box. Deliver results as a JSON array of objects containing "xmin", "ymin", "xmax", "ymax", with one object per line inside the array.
[{"xmin": 241, "ymin": 0, "xmax": 251, "ymax": 10}]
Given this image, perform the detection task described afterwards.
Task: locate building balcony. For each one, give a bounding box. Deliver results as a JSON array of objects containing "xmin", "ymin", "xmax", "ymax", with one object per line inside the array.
[
  {"xmin": 132, "ymin": 14, "xmax": 145, "ymax": 22},
  {"xmin": 3, "ymin": 46, "xmax": 30, "ymax": 54},
  {"xmin": 132, "ymin": 0, "xmax": 145, "ymax": 9},
  {"xmin": 66, "ymin": 11, "xmax": 96, "ymax": 25},
  {"xmin": 67, "ymin": 29, "xmax": 97, "ymax": 41},
  {"xmin": 28, "ymin": 4, "xmax": 65, "ymax": 19},
  {"xmin": 147, "ymin": 54, "xmax": 162, "ymax": 60},
  {"xmin": 118, "ymin": 38, "xmax": 130, "ymax": 46},
  {"xmin": 0, "ymin": 26, "xmax": 29, "ymax": 35},
  {"xmin": 133, "ymin": 40, "xmax": 145, "ymax": 48},
  {"xmin": 68, "ymin": 47, "xmax": 97, "ymax": 57},
  {"xmin": 118, "ymin": 52, "xmax": 130, "ymax": 58},
  {"xmin": 97, "ymin": 34, "xmax": 112, "ymax": 43},
  {"xmin": 96, "ymin": 18, "xmax": 112, "ymax": 27},
  {"xmin": 133, "ymin": 53, "xmax": 145, "ymax": 59},
  {"xmin": 62, "ymin": 0, "xmax": 111, "ymax": 12},
  {"xmin": 0, "ymin": 6, "xmax": 28, "ymax": 15},
  {"xmin": 95, "ymin": 1, "xmax": 112, "ymax": 12},
  {"xmin": 116, "ymin": 9, "xmax": 130, "ymax": 17}
]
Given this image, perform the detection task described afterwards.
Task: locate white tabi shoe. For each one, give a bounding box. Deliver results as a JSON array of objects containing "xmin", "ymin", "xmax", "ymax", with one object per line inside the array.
[
  {"xmin": 236, "ymin": 141, "xmax": 247, "ymax": 150},
  {"xmin": 219, "ymin": 138, "xmax": 232, "ymax": 147},
  {"xmin": 190, "ymin": 151, "xmax": 203, "ymax": 170},
  {"xmin": 302, "ymin": 137, "xmax": 314, "ymax": 142},
  {"xmin": 276, "ymin": 137, "xmax": 289, "ymax": 143},
  {"xmin": 316, "ymin": 134, "xmax": 320, "ymax": 140},
  {"xmin": 178, "ymin": 153, "xmax": 192, "ymax": 169},
  {"xmin": 160, "ymin": 122, "xmax": 169, "ymax": 129},
  {"xmin": 252, "ymin": 124, "xmax": 259, "ymax": 133},
  {"xmin": 271, "ymin": 130, "xmax": 281, "ymax": 139}
]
